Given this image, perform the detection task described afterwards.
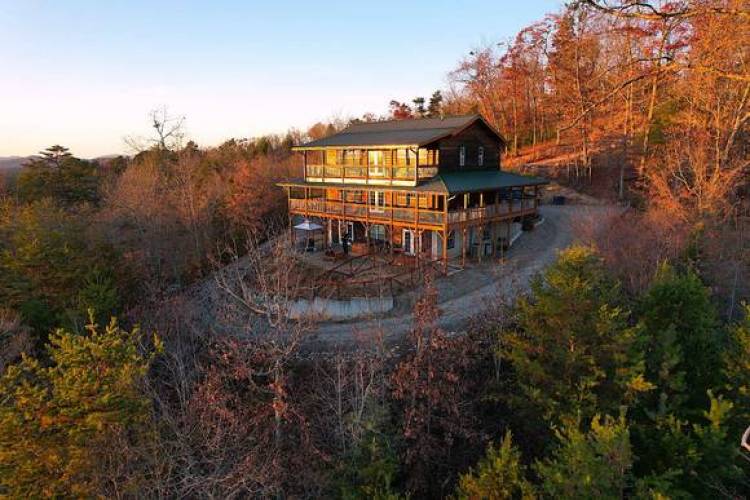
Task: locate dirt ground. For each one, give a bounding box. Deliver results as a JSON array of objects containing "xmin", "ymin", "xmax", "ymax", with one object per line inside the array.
[{"xmin": 303, "ymin": 204, "xmax": 621, "ymax": 351}]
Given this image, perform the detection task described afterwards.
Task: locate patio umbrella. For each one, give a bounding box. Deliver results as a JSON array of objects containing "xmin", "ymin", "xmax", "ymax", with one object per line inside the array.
[{"xmin": 294, "ymin": 220, "xmax": 324, "ymax": 231}]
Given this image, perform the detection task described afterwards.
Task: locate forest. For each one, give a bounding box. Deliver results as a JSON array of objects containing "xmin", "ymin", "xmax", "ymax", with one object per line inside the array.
[{"xmin": 0, "ymin": 0, "xmax": 749, "ymax": 498}]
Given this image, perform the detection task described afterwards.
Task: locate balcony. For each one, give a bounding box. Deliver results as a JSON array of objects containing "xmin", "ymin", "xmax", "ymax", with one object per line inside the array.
[
  {"xmin": 289, "ymin": 195, "xmax": 538, "ymax": 228},
  {"xmin": 447, "ymin": 198, "xmax": 537, "ymax": 224},
  {"xmin": 289, "ymin": 198, "xmax": 446, "ymax": 227},
  {"xmin": 306, "ymin": 164, "xmax": 419, "ymax": 182},
  {"xmin": 303, "ymin": 148, "xmax": 439, "ymax": 185}
]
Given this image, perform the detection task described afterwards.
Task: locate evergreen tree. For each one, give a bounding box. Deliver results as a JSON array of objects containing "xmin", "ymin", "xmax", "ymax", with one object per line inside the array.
[
  {"xmin": 0, "ymin": 199, "xmax": 122, "ymax": 338},
  {"xmin": 0, "ymin": 315, "xmax": 160, "ymax": 497},
  {"xmin": 724, "ymin": 305, "xmax": 750, "ymax": 437},
  {"xmin": 636, "ymin": 264, "xmax": 723, "ymax": 420},
  {"xmin": 412, "ymin": 97, "xmax": 426, "ymax": 117},
  {"xmin": 456, "ymin": 431, "xmax": 535, "ymax": 500},
  {"xmin": 535, "ymin": 415, "xmax": 632, "ymax": 500},
  {"xmin": 630, "ymin": 266, "xmax": 746, "ymax": 497},
  {"xmin": 427, "ymin": 90, "xmax": 443, "ymax": 118},
  {"xmin": 337, "ymin": 416, "xmax": 402, "ymax": 500},
  {"xmin": 39, "ymin": 144, "xmax": 72, "ymax": 168},
  {"xmin": 502, "ymin": 246, "xmax": 650, "ymax": 427},
  {"xmin": 17, "ymin": 146, "xmax": 100, "ymax": 204}
]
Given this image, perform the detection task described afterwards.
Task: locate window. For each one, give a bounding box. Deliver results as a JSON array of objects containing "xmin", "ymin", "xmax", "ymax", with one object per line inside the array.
[
  {"xmin": 370, "ymin": 224, "xmax": 386, "ymax": 241},
  {"xmin": 368, "ymin": 150, "xmax": 385, "ymax": 177},
  {"xmin": 478, "ymin": 146, "xmax": 484, "ymax": 166},
  {"xmin": 369, "ymin": 190, "xmax": 385, "ymax": 212},
  {"xmin": 396, "ymin": 149, "xmax": 409, "ymax": 165},
  {"xmin": 459, "ymin": 145, "xmax": 466, "ymax": 167},
  {"xmin": 396, "ymin": 192, "xmax": 413, "ymax": 207},
  {"xmin": 447, "ymin": 230, "xmax": 455, "ymax": 250}
]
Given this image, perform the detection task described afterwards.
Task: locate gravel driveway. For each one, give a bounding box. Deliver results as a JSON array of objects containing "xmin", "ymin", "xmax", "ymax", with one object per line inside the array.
[{"xmin": 303, "ymin": 204, "xmax": 619, "ymax": 350}]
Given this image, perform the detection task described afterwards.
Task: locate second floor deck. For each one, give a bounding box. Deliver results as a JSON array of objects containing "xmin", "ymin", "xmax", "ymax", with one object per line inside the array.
[
  {"xmin": 302, "ymin": 148, "xmax": 439, "ymax": 186},
  {"xmin": 285, "ymin": 185, "xmax": 539, "ymax": 229}
]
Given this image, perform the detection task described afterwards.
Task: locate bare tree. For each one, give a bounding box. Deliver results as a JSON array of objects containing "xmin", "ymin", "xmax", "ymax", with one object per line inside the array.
[{"xmin": 124, "ymin": 106, "xmax": 186, "ymax": 153}]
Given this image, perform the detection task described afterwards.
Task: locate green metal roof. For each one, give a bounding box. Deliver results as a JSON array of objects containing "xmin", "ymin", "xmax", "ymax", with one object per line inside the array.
[
  {"xmin": 293, "ymin": 114, "xmax": 505, "ymax": 149},
  {"xmin": 279, "ymin": 169, "xmax": 547, "ymax": 194},
  {"xmin": 432, "ymin": 170, "xmax": 548, "ymax": 193}
]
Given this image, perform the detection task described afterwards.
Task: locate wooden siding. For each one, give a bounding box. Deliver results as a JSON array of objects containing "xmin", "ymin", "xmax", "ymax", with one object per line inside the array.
[{"xmin": 438, "ymin": 121, "xmax": 502, "ymax": 171}]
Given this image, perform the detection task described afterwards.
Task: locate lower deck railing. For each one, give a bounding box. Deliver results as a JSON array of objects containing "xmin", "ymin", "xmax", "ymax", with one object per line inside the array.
[{"xmin": 289, "ymin": 198, "xmax": 538, "ymax": 226}]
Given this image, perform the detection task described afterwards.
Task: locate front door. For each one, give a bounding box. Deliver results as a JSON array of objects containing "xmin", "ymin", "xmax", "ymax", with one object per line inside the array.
[{"xmin": 402, "ymin": 229, "xmax": 415, "ymax": 255}]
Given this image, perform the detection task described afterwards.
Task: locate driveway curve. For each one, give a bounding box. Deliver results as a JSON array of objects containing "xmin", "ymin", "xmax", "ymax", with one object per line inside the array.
[{"xmin": 304, "ymin": 204, "xmax": 619, "ymax": 350}]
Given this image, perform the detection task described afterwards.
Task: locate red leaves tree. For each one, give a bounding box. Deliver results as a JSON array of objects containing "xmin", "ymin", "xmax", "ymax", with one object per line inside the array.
[{"xmin": 391, "ymin": 273, "xmax": 484, "ymax": 497}]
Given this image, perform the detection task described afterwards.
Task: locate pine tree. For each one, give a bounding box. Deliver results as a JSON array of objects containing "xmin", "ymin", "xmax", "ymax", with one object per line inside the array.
[
  {"xmin": 502, "ymin": 246, "xmax": 650, "ymax": 426},
  {"xmin": 0, "ymin": 315, "xmax": 160, "ymax": 497},
  {"xmin": 427, "ymin": 91, "xmax": 443, "ymax": 118},
  {"xmin": 456, "ymin": 431, "xmax": 536, "ymax": 500},
  {"xmin": 412, "ymin": 97, "xmax": 426, "ymax": 117},
  {"xmin": 535, "ymin": 415, "xmax": 633, "ymax": 500}
]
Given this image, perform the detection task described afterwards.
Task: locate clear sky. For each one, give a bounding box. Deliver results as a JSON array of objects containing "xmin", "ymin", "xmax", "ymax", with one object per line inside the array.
[{"xmin": 0, "ymin": 0, "xmax": 560, "ymax": 158}]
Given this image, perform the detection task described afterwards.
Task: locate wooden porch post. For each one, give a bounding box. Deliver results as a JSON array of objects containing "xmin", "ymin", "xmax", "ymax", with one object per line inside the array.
[
  {"xmin": 414, "ymin": 147, "xmax": 419, "ymax": 184},
  {"xmin": 414, "ymin": 190, "xmax": 419, "ymax": 269},
  {"xmin": 461, "ymin": 226, "xmax": 467, "ymax": 268},
  {"xmin": 442, "ymin": 228, "xmax": 448, "ymax": 274},
  {"xmin": 443, "ymin": 194, "xmax": 449, "ymax": 274}
]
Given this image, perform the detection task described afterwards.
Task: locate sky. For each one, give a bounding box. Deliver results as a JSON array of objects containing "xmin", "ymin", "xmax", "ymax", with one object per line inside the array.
[{"xmin": 0, "ymin": 0, "xmax": 560, "ymax": 158}]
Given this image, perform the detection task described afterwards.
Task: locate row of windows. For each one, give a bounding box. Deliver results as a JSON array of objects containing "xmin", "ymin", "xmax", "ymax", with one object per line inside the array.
[
  {"xmin": 323, "ymin": 149, "xmax": 438, "ymax": 166},
  {"xmin": 458, "ymin": 145, "xmax": 485, "ymax": 167}
]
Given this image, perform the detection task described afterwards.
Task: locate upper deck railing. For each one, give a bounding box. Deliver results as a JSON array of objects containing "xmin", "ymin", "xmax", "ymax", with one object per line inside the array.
[{"xmin": 303, "ymin": 148, "xmax": 439, "ymax": 183}]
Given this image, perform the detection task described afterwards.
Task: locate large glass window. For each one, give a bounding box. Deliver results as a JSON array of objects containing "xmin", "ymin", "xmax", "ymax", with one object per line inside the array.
[
  {"xmin": 370, "ymin": 224, "xmax": 386, "ymax": 241},
  {"xmin": 368, "ymin": 150, "xmax": 385, "ymax": 177}
]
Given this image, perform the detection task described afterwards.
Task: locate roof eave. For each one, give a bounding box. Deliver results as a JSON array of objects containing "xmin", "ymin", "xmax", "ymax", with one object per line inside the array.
[{"xmin": 291, "ymin": 144, "xmax": 420, "ymax": 151}]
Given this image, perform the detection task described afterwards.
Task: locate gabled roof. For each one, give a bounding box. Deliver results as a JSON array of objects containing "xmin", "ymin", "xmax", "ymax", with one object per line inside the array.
[
  {"xmin": 278, "ymin": 170, "xmax": 547, "ymax": 194},
  {"xmin": 294, "ymin": 114, "xmax": 505, "ymax": 150}
]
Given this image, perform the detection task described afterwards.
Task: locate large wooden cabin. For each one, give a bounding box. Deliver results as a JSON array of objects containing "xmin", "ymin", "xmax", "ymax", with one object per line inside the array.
[{"xmin": 279, "ymin": 114, "xmax": 548, "ymax": 270}]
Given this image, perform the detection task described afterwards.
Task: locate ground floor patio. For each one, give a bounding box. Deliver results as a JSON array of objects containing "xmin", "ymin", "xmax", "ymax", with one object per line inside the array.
[{"xmin": 291, "ymin": 215, "xmax": 536, "ymax": 271}]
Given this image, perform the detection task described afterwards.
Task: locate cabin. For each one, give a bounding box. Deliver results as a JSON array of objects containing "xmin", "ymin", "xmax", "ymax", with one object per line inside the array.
[{"xmin": 279, "ymin": 114, "xmax": 548, "ymax": 271}]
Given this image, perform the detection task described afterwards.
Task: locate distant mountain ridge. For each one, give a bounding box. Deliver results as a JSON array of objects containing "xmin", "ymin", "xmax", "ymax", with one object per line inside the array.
[
  {"xmin": 0, "ymin": 154, "xmax": 125, "ymax": 171},
  {"xmin": 0, "ymin": 157, "xmax": 30, "ymax": 171}
]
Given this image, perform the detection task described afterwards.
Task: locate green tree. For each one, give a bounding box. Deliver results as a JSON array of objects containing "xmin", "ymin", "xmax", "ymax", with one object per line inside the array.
[
  {"xmin": 636, "ymin": 264, "xmax": 723, "ymax": 420},
  {"xmin": 39, "ymin": 144, "xmax": 72, "ymax": 167},
  {"xmin": 502, "ymin": 246, "xmax": 650, "ymax": 426},
  {"xmin": 17, "ymin": 145, "xmax": 100, "ymax": 204},
  {"xmin": 338, "ymin": 419, "xmax": 403, "ymax": 500},
  {"xmin": 535, "ymin": 415, "xmax": 632, "ymax": 500},
  {"xmin": 0, "ymin": 315, "xmax": 160, "ymax": 497},
  {"xmin": 427, "ymin": 90, "xmax": 443, "ymax": 118},
  {"xmin": 456, "ymin": 431, "xmax": 536, "ymax": 500},
  {"xmin": 0, "ymin": 199, "xmax": 122, "ymax": 338},
  {"xmin": 412, "ymin": 97, "xmax": 426, "ymax": 117},
  {"xmin": 632, "ymin": 393, "xmax": 744, "ymax": 498},
  {"xmin": 724, "ymin": 304, "xmax": 750, "ymax": 436},
  {"xmin": 630, "ymin": 267, "xmax": 746, "ymax": 497}
]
